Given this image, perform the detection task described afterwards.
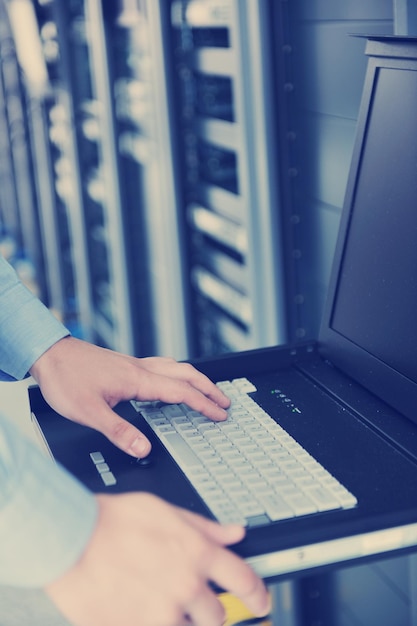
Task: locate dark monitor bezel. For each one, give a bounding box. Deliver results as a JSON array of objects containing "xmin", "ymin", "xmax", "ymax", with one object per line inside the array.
[{"xmin": 319, "ymin": 36, "xmax": 417, "ymax": 425}]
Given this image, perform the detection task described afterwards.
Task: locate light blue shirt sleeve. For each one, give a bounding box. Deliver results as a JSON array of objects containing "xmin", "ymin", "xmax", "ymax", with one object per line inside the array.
[
  {"xmin": 0, "ymin": 255, "xmax": 70, "ymax": 381},
  {"xmin": 0, "ymin": 255, "xmax": 98, "ymax": 587},
  {"xmin": 0, "ymin": 413, "xmax": 98, "ymax": 587}
]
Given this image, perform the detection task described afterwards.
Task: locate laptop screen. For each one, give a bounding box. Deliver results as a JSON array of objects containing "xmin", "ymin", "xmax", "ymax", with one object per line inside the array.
[{"xmin": 320, "ymin": 37, "xmax": 417, "ymax": 422}]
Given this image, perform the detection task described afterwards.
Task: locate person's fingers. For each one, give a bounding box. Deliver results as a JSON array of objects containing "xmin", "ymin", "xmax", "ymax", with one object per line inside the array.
[
  {"xmin": 77, "ymin": 399, "xmax": 152, "ymax": 457},
  {"xmin": 207, "ymin": 547, "xmax": 270, "ymax": 618},
  {"xmin": 164, "ymin": 361, "xmax": 230, "ymax": 408},
  {"xmin": 138, "ymin": 358, "xmax": 231, "ymax": 409},
  {"xmin": 130, "ymin": 368, "xmax": 229, "ymax": 422},
  {"xmin": 184, "ymin": 586, "xmax": 226, "ymax": 626},
  {"xmin": 175, "ymin": 509, "xmax": 269, "ymax": 619}
]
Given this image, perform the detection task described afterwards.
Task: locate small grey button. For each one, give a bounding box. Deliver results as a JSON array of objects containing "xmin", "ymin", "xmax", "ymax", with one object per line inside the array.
[
  {"xmin": 90, "ymin": 451, "xmax": 105, "ymax": 464},
  {"xmin": 95, "ymin": 462, "xmax": 110, "ymax": 474},
  {"xmin": 101, "ymin": 471, "xmax": 117, "ymax": 487}
]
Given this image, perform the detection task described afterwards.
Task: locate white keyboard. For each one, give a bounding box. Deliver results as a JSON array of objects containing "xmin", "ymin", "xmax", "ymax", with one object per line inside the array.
[{"xmin": 132, "ymin": 378, "xmax": 357, "ymax": 527}]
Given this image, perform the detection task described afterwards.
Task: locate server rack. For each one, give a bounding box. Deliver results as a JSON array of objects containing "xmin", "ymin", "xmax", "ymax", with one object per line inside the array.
[
  {"xmin": 17, "ymin": 1, "xmax": 82, "ymax": 329},
  {"xmin": 44, "ymin": 0, "xmax": 148, "ymax": 354},
  {"xmin": 73, "ymin": 0, "xmax": 140, "ymax": 354},
  {"xmin": 0, "ymin": 10, "xmax": 21, "ymax": 244},
  {"xmin": 5, "ymin": 0, "xmax": 291, "ymax": 360},
  {"xmin": 38, "ymin": 0, "xmax": 190, "ymax": 357},
  {"xmin": 93, "ymin": 0, "xmax": 190, "ymax": 359},
  {"xmin": 169, "ymin": 0, "xmax": 288, "ymax": 357},
  {"xmin": 4, "ymin": 0, "xmax": 190, "ymax": 357},
  {"xmin": 0, "ymin": 0, "xmax": 47, "ymax": 299},
  {"xmin": 0, "ymin": 4, "xmax": 20, "ymax": 244},
  {"xmin": 13, "ymin": 0, "xmax": 95, "ymax": 336}
]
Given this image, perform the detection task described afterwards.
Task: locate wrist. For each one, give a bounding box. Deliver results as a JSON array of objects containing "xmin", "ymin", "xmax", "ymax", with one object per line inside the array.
[{"xmin": 29, "ymin": 335, "xmax": 73, "ymax": 383}]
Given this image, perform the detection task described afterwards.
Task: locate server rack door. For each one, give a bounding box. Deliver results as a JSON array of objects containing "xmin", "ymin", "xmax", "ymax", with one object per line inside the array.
[
  {"xmin": 10, "ymin": 0, "xmax": 189, "ymax": 358},
  {"xmin": 26, "ymin": 95, "xmax": 67, "ymax": 319},
  {"xmin": 101, "ymin": 0, "xmax": 189, "ymax": 359},
  {"xmin": 0, "ymin": 13, "xmax": 21, "ymax": 244},
  {"xmin": 0, "ymin": 0, "xmax": 47, "ymax": 299},
  {"xmin": 82, "ymin": 0, "xmax": 139, "ymax": 354},
  {"xmin": 125, "ymin": 0, "xmax": 191, "ymax": 360},
  {"xmin": 169, "ymin": 0, "xmax": 288, "ymax": 357},
  {"xmin": 81, "ymin": 0, "xmax": 188, "ymax": 358},
  {"xmin": 25, "ymin": 0, "xmax": 94, "ymax": 337}
]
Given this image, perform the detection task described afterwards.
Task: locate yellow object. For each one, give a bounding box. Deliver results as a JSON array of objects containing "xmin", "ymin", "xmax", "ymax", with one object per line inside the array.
[{"xmin": 218, "ymin": 592, "xmax": 272, "ymax": 626}]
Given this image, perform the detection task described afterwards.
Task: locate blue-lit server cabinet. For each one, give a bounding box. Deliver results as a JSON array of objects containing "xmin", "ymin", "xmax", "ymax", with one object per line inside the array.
[
  {"xmin": 89, "ymin": 0, "xmax": 290, "ymax": 359},
  {"xmin": 9, "ymin": 0, "xmax": 290, "ymax": 360},
  {"xmin": 7, "ymin": 0, "xmax": 165, "ymax": 355},
  {"xmin": 45, "ymin": 0, "xmax": 159, "ymax": 354},
  {"xmin": 0, "ymin": 0, "xmax": 48, "ymax": 299},
  {"xmin": 168, "ymin": 0, "xmax": 288, "ymax": 357},
  {"xmin": 9, "ymin": 0, "xmax": 200, "ymax": 358}
]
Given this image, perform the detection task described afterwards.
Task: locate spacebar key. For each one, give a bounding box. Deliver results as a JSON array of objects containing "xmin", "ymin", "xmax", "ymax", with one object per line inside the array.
[{"xmin": 160, "ymin": 433, "xmax": 204, "ymax": 469}]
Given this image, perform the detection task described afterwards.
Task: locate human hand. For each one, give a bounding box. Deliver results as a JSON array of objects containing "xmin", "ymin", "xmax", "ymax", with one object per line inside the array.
[
  {"xmin": 45, "ymin": 493, "xmax": 269, "ymax": 626},
  {"xmin": 29, "ymin": 336, "xmax": 230, "ymax": 457}
]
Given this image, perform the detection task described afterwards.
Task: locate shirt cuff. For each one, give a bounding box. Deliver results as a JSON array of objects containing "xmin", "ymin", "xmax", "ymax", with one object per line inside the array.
[
  {"xmin": 0, "ymin": 279, "xmax": 69, "ymax": 380},
  {"xmin": 0, "ymin": 415, "xmax": 98, "ymax": 588}
]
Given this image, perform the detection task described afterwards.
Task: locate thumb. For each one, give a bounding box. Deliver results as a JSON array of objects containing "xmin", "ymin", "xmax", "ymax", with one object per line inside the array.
[{"xmin": 90, "ymin": 403, "xmax": 152, "ymax": 458}]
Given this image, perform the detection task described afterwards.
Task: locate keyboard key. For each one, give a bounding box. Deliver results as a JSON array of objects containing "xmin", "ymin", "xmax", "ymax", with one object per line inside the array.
[
  {"xmin": 232, "ymin": 378, "xmax": 257, "ymax": 393},
  {"xmin": 246, "ymin": 514, "xmax": 271, "ymax": 527},
  {"xmin": 259, "ymin": 494, "xmax": 295, "ymax": 521},
  {"xmin": 161, "ymin": 433, "xmax": 203, "ymax": 468},
  {"xmin": 283, "ymin": 493, "xmax": 318, "ymax": 516},
  {"xmin": 304, "ymin": 487, "xmax": 341, "ymax": 512},
  {"xmin": 213, "ymin": 509, "xmax": 247, "ymax": 526},
  {"xmin": 162, "ymin": 405, "xmax": 186, "ymax": 418}
]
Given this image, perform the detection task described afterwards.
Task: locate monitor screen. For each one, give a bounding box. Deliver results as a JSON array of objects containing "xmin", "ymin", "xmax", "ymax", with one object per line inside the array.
[{"xmin": 330, "ymin": 65, "xmax": 417, "ymax": 384}]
